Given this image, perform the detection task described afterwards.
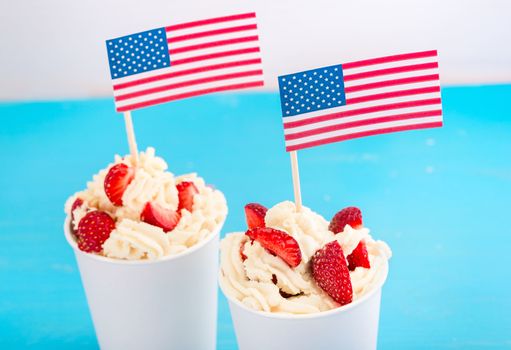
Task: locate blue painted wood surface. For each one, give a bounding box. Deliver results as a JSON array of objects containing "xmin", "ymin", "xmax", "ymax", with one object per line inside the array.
[{"xmin": 1, "ymin": 85, "xmax": 510, "ymax": 349}]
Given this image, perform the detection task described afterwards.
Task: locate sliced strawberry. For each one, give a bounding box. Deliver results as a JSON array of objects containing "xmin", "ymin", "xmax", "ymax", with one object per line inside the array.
[
  {"xmin": 71, "ymin": 197, "xmax": 84, "ymax": 221},
  {"xmin": 347, "ymin": 240, "xmax": 371, "ymax": 271},
  {"xmin": 329, "ymin": 206, "xmax": 363, "ymax": 234},
  {"xmin": 245, "ymin": 227, "xmax": 302, "ymax": 267},
  {"xmin": 77, "ymin": 211, "xmax": 115, "ymax": 253},
  {"xmin": 177, "ymin": 181, "xmax": 199, "ymax": 212},
  {"xmin": 104, "ymin": 163, "xmax": 135, "ymax": 206},
  {"xmin": 311, "ymin": 241, "xmax": 353, "ymax": 306},
  {"xmin": 141, "ymin": 201, "xmax": 180, "ymax": 233},
  {"xmin": 240, "ymin": 241, "xmax": 248, "ymax": 261},
  {"xmin": 244, "ymin": 203, "xmax": 267, "ymax": 229}
]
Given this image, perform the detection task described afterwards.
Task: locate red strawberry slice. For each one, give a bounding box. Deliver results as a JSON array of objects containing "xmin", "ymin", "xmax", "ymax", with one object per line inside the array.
[
  {"xmin": 71, "ymin": 197, "xmax": 84, "ymax": 221},
  {"xmin": 240, "ymin": 241, "xmax": 248, "ymax": 261},
  {"xmin": 329, "ymin": 206, "xmax": 363, "ymax": 234},
  {"xmin": 311, "ymin": 241, "xmax": 353, "ymax": 306},
  {"xmin": 177, "ymin": 181, "xmax": 199, "ymax": 212},
  {"xmin": 77, "ymin": 211, "xmax": 116, "ymax": 253},
  {"xmin": 244, "ymin": 203, "xmax": 267, "ymax": 229},
  {"xmin": 141, "ymin": 201, "xmax": 180, "ymax": 233},
  {"xmin": 104, "ymin": 163, "xmax": 135, "ymax": 206},
  {"xmin": 347, "ymin": 240, "xmax": 371, "ymax": 271},
  {"xmin": 245, "ymin": 227, "xmax": 302, "ymax": 267}
]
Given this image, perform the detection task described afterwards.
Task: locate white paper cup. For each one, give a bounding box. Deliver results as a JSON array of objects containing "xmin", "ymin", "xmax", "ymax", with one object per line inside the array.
[
  {"xmin": 220, "ymin": 259, "xmax": 388, "ymax": 350},
  {"xmin": 64, "ymin": 216, "xmax": 223, "ymax": 350}
]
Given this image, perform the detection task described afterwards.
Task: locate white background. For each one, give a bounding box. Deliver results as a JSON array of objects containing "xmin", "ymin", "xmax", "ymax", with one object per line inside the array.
[{"xmin": 1, "ymin": 0, "xmax": 510, "ymax": 101}]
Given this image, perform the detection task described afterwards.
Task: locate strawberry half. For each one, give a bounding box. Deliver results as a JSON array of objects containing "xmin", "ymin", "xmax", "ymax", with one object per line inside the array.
[
  {"xmin": 347, "ymin": 241, "xmax": 371, "ymax": 271},
  {"xmin": 77, "ymin": 211, "xmax": 116, "ymax": 253},
  {"xmin": 71, "ymin": 197, "xmax": 84, "ymax": 221},
  {"xmin": 141, "ymin": 201, "xmax": 180, "ymax": 233},
  {"xmin": 245, "ymin": 227, "xmax": 302, "ymax": 267},
  {"xmin": 329, "ymin": 206, "xmax": 363, "ymax": 234},
  {"xmin": 177, "ymin": 181, "xmax": 199, "ymax": 212},
  {"xmin": 244, "ymin": 203, "xmax": 267, "ymax": 229},
  {"xmin": 240, "ymin": 241, "xmax": 248, "ymax": 261},
  {"xmin": 104, "ymin": 163, "xmax": 135, "ymax": 206},
  {"xmin": 311, "ymin": 241, "xmax": 353, "ymax": 306}
]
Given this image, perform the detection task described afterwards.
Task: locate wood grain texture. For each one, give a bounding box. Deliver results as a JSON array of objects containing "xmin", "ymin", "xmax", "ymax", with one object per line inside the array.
[{"xmin": 0, "ymin": 86, "xmax": 510, "ymax": 349}]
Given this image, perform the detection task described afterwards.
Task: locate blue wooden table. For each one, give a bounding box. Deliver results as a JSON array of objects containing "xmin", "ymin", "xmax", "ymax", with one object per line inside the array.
[{"xmin": 1, "ymin": 85, "xmax": 510, "ymax": 349}]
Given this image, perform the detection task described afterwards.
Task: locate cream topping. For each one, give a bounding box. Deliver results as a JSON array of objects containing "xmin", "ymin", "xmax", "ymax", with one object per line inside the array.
[
  {"xmin": 65, "ymin": 147, "xmax": 227, "ymax": 260},
  {"xmin": 219, "ymin": 201, "xmax": 391, "ymax": 314},
  {"xmin": 103, "ymin": 219, "xmax": 171, "ymax": 260}
]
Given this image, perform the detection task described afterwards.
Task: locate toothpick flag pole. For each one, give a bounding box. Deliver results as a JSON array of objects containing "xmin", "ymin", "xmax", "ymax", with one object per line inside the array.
[
  {"xmin": 289, "ymin": 151, "xmax": 303, "ymax": 212},
  {"xmin": 123, "ymin": 111, "xmax": 139, "ymax": 165}
]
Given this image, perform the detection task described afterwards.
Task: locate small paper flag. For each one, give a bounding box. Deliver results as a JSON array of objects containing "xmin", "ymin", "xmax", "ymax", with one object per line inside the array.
[
  {"xmin": 278, "ymin": 50, "xmax": 442, "ymax": 152},
  {"xmin": 106, "ymin": 12, "xmax": 264, "ymax": 112}
]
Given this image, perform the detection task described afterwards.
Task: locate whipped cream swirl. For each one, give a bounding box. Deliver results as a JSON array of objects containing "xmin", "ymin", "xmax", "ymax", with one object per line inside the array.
[
  {"xmin": 219, "ymin": 201, "xmax": 391, "ymax": 314},
  {"xmin": 65, "ymin": 147, "xmax": 227, "ymax": 260}
]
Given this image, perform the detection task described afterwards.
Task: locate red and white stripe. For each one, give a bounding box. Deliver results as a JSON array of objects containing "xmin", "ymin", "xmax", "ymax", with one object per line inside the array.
[
  {"xmin": 113, "ymin": 13, "xmax": 264, "ymax": 112},
  {"xmin": 283, "ymin": 50, "xmax": 442, "ymax": 151}
]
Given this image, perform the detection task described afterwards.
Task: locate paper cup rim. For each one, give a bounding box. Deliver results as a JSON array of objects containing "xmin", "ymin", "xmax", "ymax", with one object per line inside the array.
[
  {"xmin": 219, "ymin": 257, "xmax": 388, "ymax": 320},
  {"xmin": 64, "ymin": 215, "xmax": 224, "ymax": 265}
]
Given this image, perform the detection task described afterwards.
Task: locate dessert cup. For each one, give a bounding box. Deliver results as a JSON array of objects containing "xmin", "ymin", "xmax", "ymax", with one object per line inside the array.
[
  {"xmin": 220, "ymin": 258, "xmax": 388, "ymax": 350},
  {"xmin": 65, "ymin": 216, "xmax": 224, "ymax": 350}
]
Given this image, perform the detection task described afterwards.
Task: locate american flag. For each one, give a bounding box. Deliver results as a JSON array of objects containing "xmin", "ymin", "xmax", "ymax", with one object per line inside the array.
[
  {"xmin": 106, "ymin": 13, "xmax": 264, "ymax": 112},
  {"xmin": 278, "ymin": 50, "xmax": 442, "ymax": 152}
]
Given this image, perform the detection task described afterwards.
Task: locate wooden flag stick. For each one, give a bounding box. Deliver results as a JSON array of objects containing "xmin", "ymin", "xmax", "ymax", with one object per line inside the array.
[
  {"xmin": 289, "ymin": 151, "xmax": 302, "ymax": 212},
  {"xmin": 123, "ymin": 111, "xmax": 139, "ymax": 165}
]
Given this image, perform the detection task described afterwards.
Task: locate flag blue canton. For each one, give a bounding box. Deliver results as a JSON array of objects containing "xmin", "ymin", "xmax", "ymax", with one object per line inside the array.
[
  {"xmin": 278, "ymin": 64, "xmax": 346, "ymax": 117},
  {"xmin": 106, "ymin": 28, "xmax": 171, "ymax": 80}
]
